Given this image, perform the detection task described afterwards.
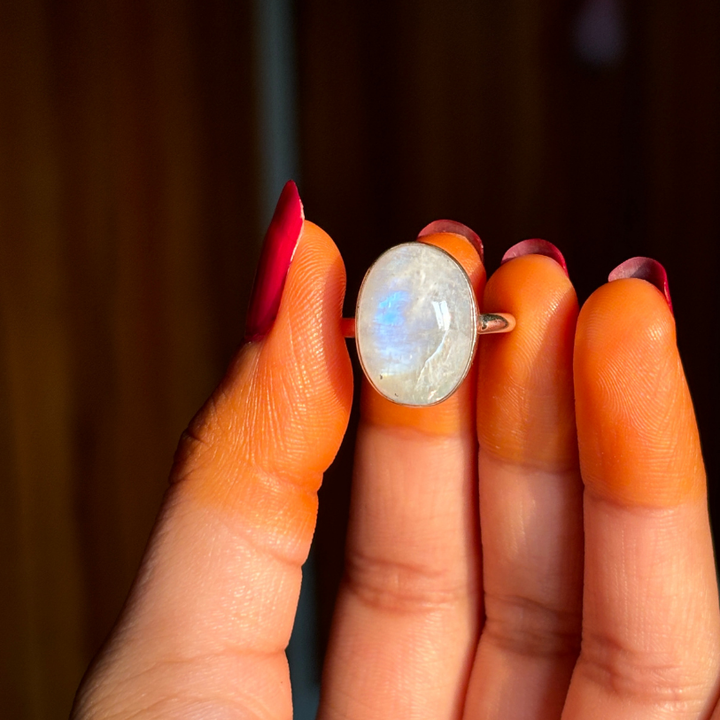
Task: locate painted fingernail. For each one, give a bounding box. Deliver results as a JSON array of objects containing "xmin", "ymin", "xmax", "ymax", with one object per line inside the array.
[
  {"xmin": 502, "ymin": 238, "xmax": 569, "ymax": 276},
  {"xmin": 608, "ymin": 257, "xmax": 673, "ymax": 314},
  {"xmin": 244, "ymin": 180, "xmax": 305, "ymax": 341},
  {"xmin": 418, "ymin": 220, "xmax": 484, "ymax": 262}
]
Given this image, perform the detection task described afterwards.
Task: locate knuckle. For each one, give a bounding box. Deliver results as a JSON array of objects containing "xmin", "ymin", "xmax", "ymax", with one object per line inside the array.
[
  {"xmin": 482, "ymin": 592, "xmax": 582, "ymax": 659},
  {"xmin": 577, "ymin": 628, "xmax": 715, "ymax": 708},
  {"xmin": 74, "ymin": 652, "xmax": 279, "ymax": 720},
  {"xmin": 343, "ymin": 549, "xmax": 473, "ymax": 615},
  {"xmin": 169, "ymin": 395, "xmax": 223, "ymax": 486}
]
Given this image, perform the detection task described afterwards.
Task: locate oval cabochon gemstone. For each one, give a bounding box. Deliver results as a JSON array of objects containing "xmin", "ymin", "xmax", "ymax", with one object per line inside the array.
[{"xmin": 356, "ymin": 243, "xmax": 478, "ymax": 406}]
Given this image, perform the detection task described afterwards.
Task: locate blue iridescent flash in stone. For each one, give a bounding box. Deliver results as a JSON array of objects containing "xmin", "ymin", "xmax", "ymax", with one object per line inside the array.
[{"xmin": 355, "ymin": 243, "xmax": 478, "ymax": 406}]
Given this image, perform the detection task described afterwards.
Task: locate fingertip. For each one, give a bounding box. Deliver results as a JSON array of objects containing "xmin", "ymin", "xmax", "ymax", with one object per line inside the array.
[
  {"xmin": 576, "ymin": 277, "xmax": 675, "ymax": 365},
  {"xmin": 477, "ymin": 254, "xmax": 579, "ymax": 469},
  {"xmin": 417, "ymin": 220, "xmax": 484, "ymax": 262},
  {"xmin": 417, "ymin": 230, "xmax": 486, "ymax": 291},
  {"xmin": 502, "ymin": 238, "xmax": 569, "ymax": 277},
  {"xmin": 574, "ymin": 278, "xmax": 703, "ymax": 506},
  {"xmin": 608, "ymin": 256, "xmax": 672, "ymax": 314},
  {"xmin": 178, "ymin": 220, "xmax": 354, "ymax": 533},
  {"xmin": 248, "ymin": 220, "xmax": 355, "ymax": 472}
]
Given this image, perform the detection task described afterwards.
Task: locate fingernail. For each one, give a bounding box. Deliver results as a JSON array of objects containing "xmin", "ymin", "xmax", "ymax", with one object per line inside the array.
[
  {"xmin": 417, "ymin": 220, "xmax": 484, "ymax": 263},
  {"xmin": 244, "ymin": 180, "xmax": 305, "ymax": 341},
  {"xmin": 608, "ymin": 257, "xmax": 673, "ymax": 314},
  {"xmin": 501, "ymin": 238, "xmax": 569, "ymax": 276}
]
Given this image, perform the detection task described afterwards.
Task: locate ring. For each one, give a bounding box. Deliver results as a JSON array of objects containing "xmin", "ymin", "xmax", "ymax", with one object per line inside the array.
[{"xmin": 343, "ymin": 242, "xmax": 515, "ymax": 407}]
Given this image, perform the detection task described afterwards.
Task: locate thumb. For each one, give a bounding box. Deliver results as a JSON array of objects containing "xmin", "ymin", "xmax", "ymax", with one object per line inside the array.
[{"xmin": 73, "ymin": 183, "xmax": 353, "ymax": 719}]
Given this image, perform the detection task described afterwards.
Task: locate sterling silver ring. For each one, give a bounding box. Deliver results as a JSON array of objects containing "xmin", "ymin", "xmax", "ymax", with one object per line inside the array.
[{"xmin": 344, "ymin": 242, "xmax": 515, "ymax": 407}]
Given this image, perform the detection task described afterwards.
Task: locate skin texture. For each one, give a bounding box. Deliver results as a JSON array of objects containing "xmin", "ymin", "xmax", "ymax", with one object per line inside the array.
[
  {"xmin": 72, "ymin": 218, "xmax": 720, "ymax": 720},
  {"xmin": 575, "ymin": 278, "xmax": 703, "ymax": 506}
]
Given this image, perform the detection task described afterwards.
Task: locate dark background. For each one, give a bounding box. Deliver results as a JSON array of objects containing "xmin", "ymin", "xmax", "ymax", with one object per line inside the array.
[{"xmin": 1, "ymin": 1, "xmax": 718, "ymax": 717}]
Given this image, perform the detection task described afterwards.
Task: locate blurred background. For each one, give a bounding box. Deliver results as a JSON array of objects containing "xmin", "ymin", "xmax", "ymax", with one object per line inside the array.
[{"xmin": 1, "ymin": 0, "xmax": 718, "ymax": 717}]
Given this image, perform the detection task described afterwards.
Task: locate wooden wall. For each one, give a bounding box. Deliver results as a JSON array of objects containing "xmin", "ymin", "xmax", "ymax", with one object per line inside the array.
[{"xmin": 1, "ymin": 1, "xmax": 719, "ymax": 717}]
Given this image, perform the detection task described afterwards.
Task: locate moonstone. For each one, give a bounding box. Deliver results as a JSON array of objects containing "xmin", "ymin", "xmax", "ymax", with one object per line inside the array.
[{"xmin": 356, "ymin": 243, "xmax": 478, "ymax": 406}]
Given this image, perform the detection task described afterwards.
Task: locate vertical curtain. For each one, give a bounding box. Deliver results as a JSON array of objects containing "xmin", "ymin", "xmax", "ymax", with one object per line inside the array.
[{"xmin": 0, "ymin": 1, "xmax": 260, "ymax": 716}]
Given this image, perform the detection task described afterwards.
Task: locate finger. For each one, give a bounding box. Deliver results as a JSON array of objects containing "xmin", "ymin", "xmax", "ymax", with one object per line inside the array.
[
  {"xmin": 563, "ymin": 261, "xmax": 720, "ymax": 719},
  {"xmin": 72, "ymin": 184, "xmax": 354, "ymax": 719},
  {"xmin": 319, "ymin": 225, "xmax": 485, "ymax": 720},
  {"xmin": 464, "ymin": 243, "xmax": 584, "ymax": 719}
]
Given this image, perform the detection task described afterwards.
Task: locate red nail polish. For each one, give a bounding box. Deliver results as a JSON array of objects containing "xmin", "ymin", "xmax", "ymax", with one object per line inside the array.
[
  {"xmin": 244, "ymin": 181, "xmax": 305, "ymax": 341},
  {"xmin": 501, "ymin": 238, "xmax": 569, "ymax": 276},
  {"xmin": 417, "ymin": 220, "xmax": 484, "ymax": 262},
  {"xmin": 608, "ymin": 257, "xmax": 673, "ymax": 314}
]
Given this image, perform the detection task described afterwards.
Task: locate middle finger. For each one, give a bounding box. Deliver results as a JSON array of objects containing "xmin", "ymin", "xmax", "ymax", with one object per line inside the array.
[{"xmin": 464, "ymin": 242, "xmax": 583, "ymax": 719}]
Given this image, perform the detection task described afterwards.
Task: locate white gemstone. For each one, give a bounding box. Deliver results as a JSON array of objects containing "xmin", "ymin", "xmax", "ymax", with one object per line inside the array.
[{"xmin": 356, "ymin": 243, "xmax": 478, "ymax": 406}]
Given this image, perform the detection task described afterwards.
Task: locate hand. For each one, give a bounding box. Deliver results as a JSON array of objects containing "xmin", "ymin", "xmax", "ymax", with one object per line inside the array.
[{"xmin": 72, "ymin": 187, "xmax": 720, "ymax": 719}]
